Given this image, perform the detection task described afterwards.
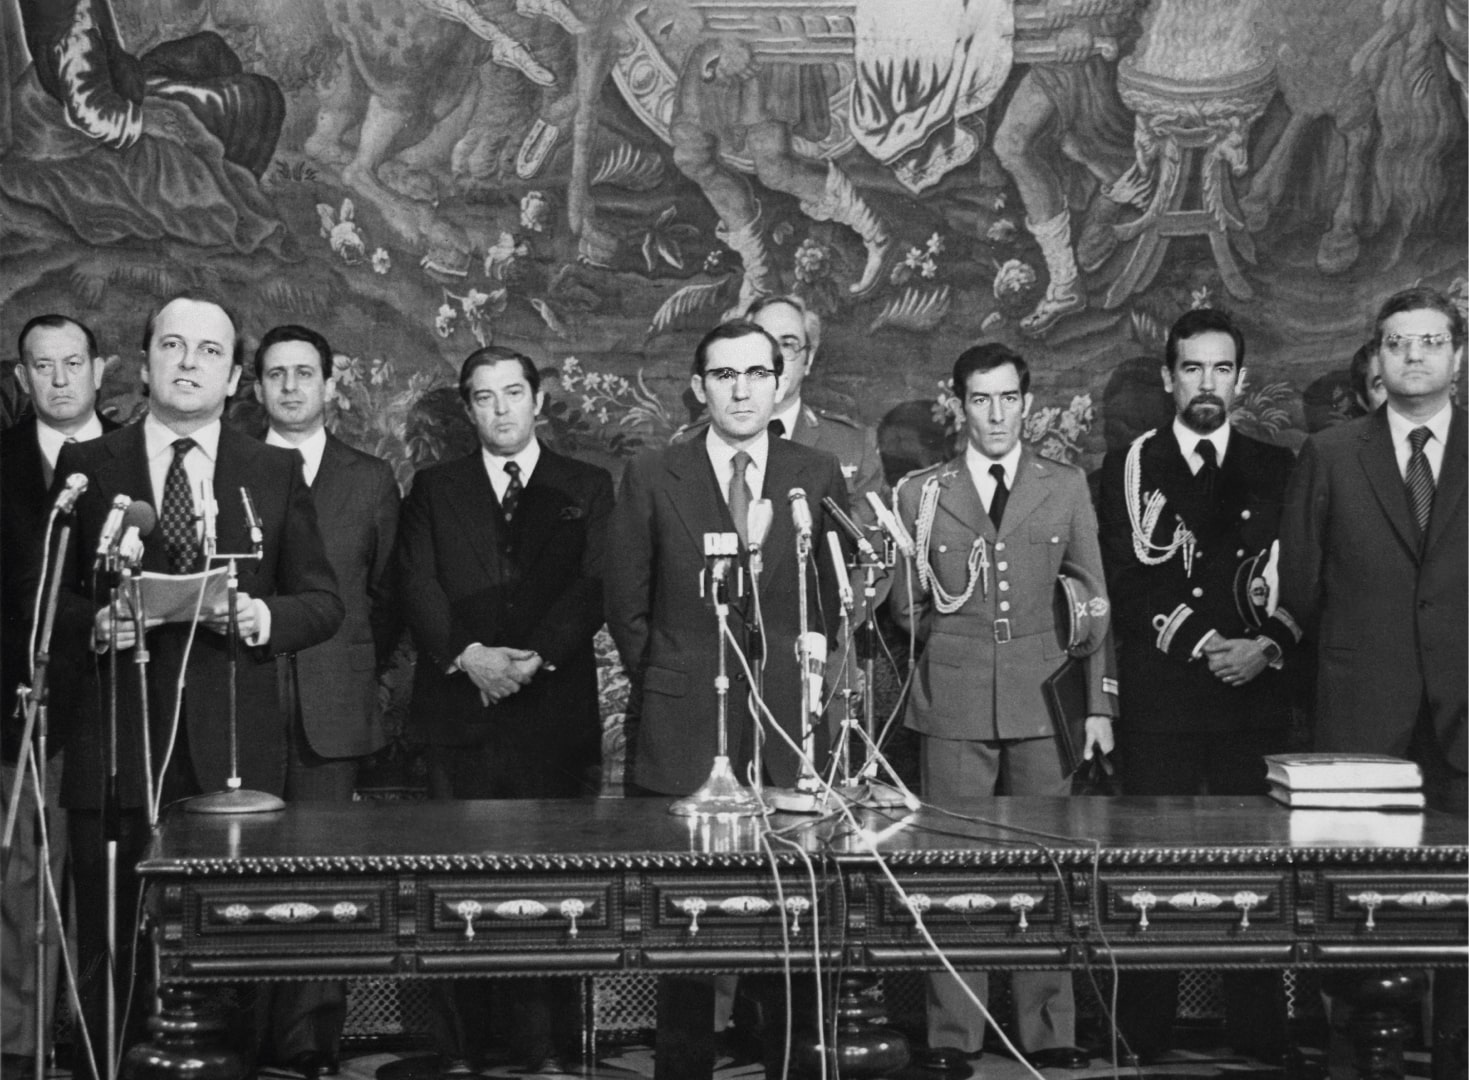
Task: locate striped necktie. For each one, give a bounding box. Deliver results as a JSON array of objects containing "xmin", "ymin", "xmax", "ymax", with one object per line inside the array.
[{"xmin": 1405, "ymin": 426, "xmax": 1435, "ymax": 533}]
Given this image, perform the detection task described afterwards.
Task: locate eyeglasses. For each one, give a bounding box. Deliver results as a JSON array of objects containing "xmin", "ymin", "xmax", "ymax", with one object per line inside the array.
[
  {"xmin": 704, "ymin": 366, "xmax": 778, "ymax": 384},
  {"xmin": 776, "ymin": 337, "xmax": 809, "ymax": 357},
  {"xmin": 1382, "ymin": 332, "xmax": 1453, "ymax": 355}
]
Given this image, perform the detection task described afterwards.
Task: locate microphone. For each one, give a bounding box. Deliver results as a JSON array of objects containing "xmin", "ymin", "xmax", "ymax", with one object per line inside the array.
[
  {"xmin": 199, "ymin": 479, "xmax": 218, "ymax": 558},
  {"xmin": 798, "ymin": 630, "xmax": 826, "ymax": 715},
  {"xmin": 94, "ymin": 495, "xmax": 131, "ymax": 567},
  {"xmin": 826, "ymin": 531, "xmax": 854, "ymax": 610},
  {"xmin": 788, "ymin": 488, "xmax": 813, "ymax": 542},
  {"xmin": 703, "ymin": 531, "xmax": 739, "ymax": 589},
  {"xmin": 821, "ymin": 495, "xmax": 879, "ymax": 563},
  {"xmin": 866, "ymin": 491, "xmax": 916, "ymax": 558},
  {"xmin": 746, "ymin": 498, "xmax": 773, "ymax": 555},
  {"xmin": 116, "ymin": 503, "xmax": 156, "ymax": 570},
  {"xmin": 240, "ymin": 487, "xmax": 264, "ymax": 556},
  {"xmin": 54, "ymin": 473, "xmax": 88, "ymax": 514}
]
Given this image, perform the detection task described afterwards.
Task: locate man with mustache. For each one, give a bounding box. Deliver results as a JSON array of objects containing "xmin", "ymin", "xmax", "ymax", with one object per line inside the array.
[{"xmin": 1096, "ymin": 307, "xmax": 1298, "ymax": 1061}]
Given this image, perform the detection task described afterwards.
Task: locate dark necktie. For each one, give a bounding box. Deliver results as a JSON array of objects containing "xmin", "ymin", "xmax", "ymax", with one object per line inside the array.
[
  {"xmin": 769, "ymin": 417, "xmax": 786, "ymax": 439},
  {"xmin": 41, "ymin": 436, "xmax": 74, "ymax": 488},
  {"xmin": 502, "ymin": 460, "xmax": 524, "ymax": 524},
  {"xmin": 1405, "ymin": 426, "xmax": 1435, "ymax": 533},
  {"xmin": 1196, "ymin": 438, "xmax": 1218, "ymax": 499},
  {"xmin": 987, "ymin": 463, "xmax": 1008, "ymax": 529},
  {"xmin": 162, "ymin": 437, "xmax": 199, "ymax": 573},
  {"xmin": 729, "ymin": 450, "xmax": 753, "ymax": 545}
]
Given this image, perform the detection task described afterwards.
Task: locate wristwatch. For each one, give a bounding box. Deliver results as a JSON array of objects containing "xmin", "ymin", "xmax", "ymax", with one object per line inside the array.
[{"xmin": 1256, "ymin": 637, "xmax": 1283, "ymax": 665}]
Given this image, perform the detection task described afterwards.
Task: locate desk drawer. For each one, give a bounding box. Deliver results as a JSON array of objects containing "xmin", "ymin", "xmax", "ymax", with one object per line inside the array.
[
  {"xmin": 1319, "ymin": 873, "xmax": 1469, "ymax": 935},
  {"xmin": 1097, "ymin": 871, "xmax": 1288, "ymax": 935},
  {"xmin": 871, "ymin": 872, "xmax": 1066, "ymax": 938},
  {"xmin": 188, "ymin": 880, "xmax": 391, "ymax": 944},
  {"xmin": 425, "ymin": 877, "xmax": 615, "ymax": 944},
  {"xmin": 645, "ymin": 874, "xmax": 836, "ymax": 942}
]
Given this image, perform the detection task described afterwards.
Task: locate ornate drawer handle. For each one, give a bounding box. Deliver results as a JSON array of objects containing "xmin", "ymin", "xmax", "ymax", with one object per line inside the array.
[
  {"xmin": 719, "ymin": 895, "xmax": 773, "ymax": 916},
  {"xmin": 1346, "ymin": 889, "xmax": 1461, "ymax": 931},
  {"xmin": 560, "ymin": 898, "xmax": 586, "ymax": 939},
  {"xmin": 1348, "ymin": 890, "xmax": 1384, "ymax": 931},
  {"xmin": 944, "ymin": 893, "xmax": 998, "ymax": 915},
  {"xmin": 784, "ymin": 896, "xmax": 811, "ymax": 934},
  {"xmin": 676, "ymin": 897, "xmax": 708, "ymax": 937},
  {"xmin": 1125, "ymin": 890, "xmax": 1158, "ymax": 930},
  {"xmin": 1009, "ymin": 893, "xmax": 1038, "ymax": 932},
  {"xmin": 453, "ymin": 900, "xmax": 483, "ymax": 941},
  {"xmin": 1233, "ymin": 891, "xmax": 1262, "ymax": 930},
  {"xmin": 905, "ymin": 893, "xmax": 932, "ymax": 920},
  {"xmin": 1167, "ymin": 890, "xmax": 1224, "ymax": 912}
]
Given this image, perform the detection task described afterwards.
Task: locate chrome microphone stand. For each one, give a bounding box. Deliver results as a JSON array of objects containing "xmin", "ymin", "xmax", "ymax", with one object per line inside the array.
[
  {"xmin": 187, "ymin": 497, "xmax": 283, "ymax": 815},
  {"xmin": 766, "ymin": 509, "xmax": 824, "ymax": 814},
  {"xmin": 670, "ymin": 534, "xmax": 763, "ymax": 818}
]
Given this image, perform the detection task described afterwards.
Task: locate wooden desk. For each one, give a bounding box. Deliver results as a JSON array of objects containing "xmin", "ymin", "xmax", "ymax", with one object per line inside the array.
[{"xmin": 137, "ymin": 797, "xmax": 1466, "ymax": 1073}]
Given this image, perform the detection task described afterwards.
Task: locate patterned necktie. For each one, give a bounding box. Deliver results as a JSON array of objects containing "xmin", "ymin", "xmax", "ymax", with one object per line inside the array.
[
  {"xmin": 162, "ymin": 437, "xmax": 199, "ymax": 573},
  {"xmin": 768, "ymin": 417, "xmax": 786, "ymax": 439},
  {"xmin": 1405, "ymin": 426, "xmax": 1435, "ymax": 533},
  {"xmin": 1196, "ymin": 439, "xmax": 1218, "ymax": 499},
  {"xmin": 729, "ymin": 450, "xmax": 753, "ymax": 545},
  {"xmin": 988, "ymin": 463, "xmax": 1008, "ymax": 529},
  {"xmin": 502, "ymin": 460, "xmax": 524, "ymax": 524}
]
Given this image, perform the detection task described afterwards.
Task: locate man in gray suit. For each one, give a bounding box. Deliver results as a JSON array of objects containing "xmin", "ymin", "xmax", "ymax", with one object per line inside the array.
[{"xmin": 253, "ymin": 324, "xmax": 401, "ymax": 1076}]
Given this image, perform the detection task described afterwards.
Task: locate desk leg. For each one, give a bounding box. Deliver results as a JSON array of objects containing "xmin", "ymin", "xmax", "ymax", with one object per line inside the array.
[
  {"xmin": 1323, "ymin": 970, "xmax": 1429, "ymax": 1080},
  {"xmin": 120, "ymin": 986, "xmax": 248, "ymax": 1080},
  {"xmin": 793, "ymin": 973, "xmax": 910, "ymax": 1078}
]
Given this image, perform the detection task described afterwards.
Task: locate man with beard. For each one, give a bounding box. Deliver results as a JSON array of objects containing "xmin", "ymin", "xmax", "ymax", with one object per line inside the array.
[{"xmin": 1096, "ymin": 307, "xmax": 1298, "ymax": 1061}]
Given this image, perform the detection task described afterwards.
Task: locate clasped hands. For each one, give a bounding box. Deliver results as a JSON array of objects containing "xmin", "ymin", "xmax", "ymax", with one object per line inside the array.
[
  {"xmin": 92, "ymin": 593, "xmax": 260, "ymax": 651},
  {"xmin": 1202, "ymin": 634, "xmax": 1272, "ymax": 687},
  {"xmin": 459, "ymin": 643, "xmax": 545, "ymax": 706}
]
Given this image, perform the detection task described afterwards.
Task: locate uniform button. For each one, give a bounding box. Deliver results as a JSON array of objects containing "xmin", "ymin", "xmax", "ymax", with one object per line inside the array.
[
  {"xmin": 997, "ymin": 562, "xmax": 1008, "ymax": 571},
  {"xmin": 999, "ymin": 600, "xmax": 1011, "ymax": 612},
  {"xmin": 1241, "ymin": 509, "xmax": 1252, "ymax": 520},
  {"xmin": 1237, "ymin": 549, "xmax": 1246, "ymax": 558},
  {"xmin": 999, "ymin": 581, "xmax": 1010, "ymax": 591},
  {"xmin": 938, "ymin": 544, "xmax": 948, "ymax": 553},
  {"xmin": 1192, "ymin": 587, "xmax": 1203, "ymax": 598},
  {"xmin": 995, "ymin": 542, "xmax": 1005, "ymax": 552},
  {"xmin": 1050, "ymin": 535, "xmax": 1060, "ymax": 544}
]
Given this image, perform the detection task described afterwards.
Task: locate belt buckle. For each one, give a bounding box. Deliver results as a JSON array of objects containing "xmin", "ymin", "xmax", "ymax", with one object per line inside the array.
[{"xmin": 993, "ymin": 618, "xmax": 1012, "ymax": 644}]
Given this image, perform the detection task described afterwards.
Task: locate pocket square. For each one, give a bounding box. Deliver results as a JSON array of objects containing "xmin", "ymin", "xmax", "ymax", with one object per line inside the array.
[{"xmin": 559, "ymin": 505, "xmax": 584, "ymax": 520}]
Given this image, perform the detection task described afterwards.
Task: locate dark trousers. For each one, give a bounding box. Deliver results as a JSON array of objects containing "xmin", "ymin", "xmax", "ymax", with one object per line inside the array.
[
  {"xmin": 426, "ymin": 741, "xmax": 586, "ymax": 1069},
  {"xmin": 1116, "ymin": 727, "xmax": 1289, "ymax": 1060}
]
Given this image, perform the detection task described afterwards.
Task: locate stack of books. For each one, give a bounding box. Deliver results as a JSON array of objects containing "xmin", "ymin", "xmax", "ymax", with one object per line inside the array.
[{"xmin": 1265, "ymin": 753, "xmax": 1425, "ymax": 810}]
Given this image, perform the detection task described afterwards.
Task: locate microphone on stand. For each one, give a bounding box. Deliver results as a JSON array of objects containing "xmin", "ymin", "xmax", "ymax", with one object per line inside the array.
[
  {"xmin": 93, "ymin": 495, "xmax": 131, "ymax": 573},
  {"xmin": 826, "ymin": 531, "xmax": 854, "ymax": 611},
  {"xmin": 866, "ymin": 491, "xmax": 916, "ymax": 558},
  {"xmin": 239, "ymin": 487, "xmax": 264, "ymax": 558},
  {"xmin": 116, "ymin": 503, "xmax": 158, "ymax": 571},
  {"xmin": 746, "ymin": 499, "xmax": 773, "ymax": 558},
  {"xmin": 821, "ymin": 496, "xmax": 880, "ymax": 564},
  {"xmin": 788, "ymin": 487, "xmax": 813, "ymax": 542},
  {"xmin": 199, "ymin": 479, "xmax": 218, "ymax": 560},
  {"xmin": 53, "ymin": 473, "xmax": 88, "ymax": 515}
]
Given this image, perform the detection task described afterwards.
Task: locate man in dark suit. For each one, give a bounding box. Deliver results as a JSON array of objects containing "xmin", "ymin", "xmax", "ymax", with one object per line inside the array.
[
  {"xmin": 890, "ymin": 343, "xmax": 1112, "ymax": 1068},
  {"xmin": 1, "ymin": 315, "xmax": 116, "ymax": 1073},
  {"xmin": 606, "ymin": 320, "xmax": 849, "ymax": 1079},
  {"xmin": 1097, "ymin": 308, "xmax": 1297, "ymax": 1061},
  {"xmin": 1273, "ymin": 282, "xmax": 1466, "ymax": 1080},
  {"xmin": 1275, "ymin": 285, "xmax": 1466, "ymax": 810},
  {"xmin": 52, "ymin": 295, "xmax": 343, "ymax": 1077},
  {"xmin": 251, "ymin": 324, "xmax": 401, "ymax": 1076},
  {"xmin": 397, "ymin": 346, "xmax": 612, "ymax": 1076}
]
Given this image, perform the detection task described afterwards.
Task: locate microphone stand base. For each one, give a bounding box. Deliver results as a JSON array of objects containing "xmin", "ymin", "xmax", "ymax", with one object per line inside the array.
[
  {"xmin": 185, "ymin": 788, "xmax": 286, "ymax": 814},
  {"xmin": 763, "ymin": 786, "xmax": 830, "ymax": 815},
  {"xmin": 837, "ymin": 780, "xmax": 913, "ymax": 809},
  {"xmin": 669, "ymin": 757, "xmax": 764, "ymax": 819}
]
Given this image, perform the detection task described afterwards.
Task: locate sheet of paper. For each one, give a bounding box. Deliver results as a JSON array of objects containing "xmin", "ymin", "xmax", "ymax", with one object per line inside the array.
[{"xmin": 121, "ymin": 569, "xmax": 231, "ymax": 623}]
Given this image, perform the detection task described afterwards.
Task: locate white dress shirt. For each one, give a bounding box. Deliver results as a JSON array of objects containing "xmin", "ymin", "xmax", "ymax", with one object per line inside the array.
[
  {"xmin": 482, "ymin": 438, "xmax": 541, "ymax": 500},
  {"xmin": 705, "ymin": 427, "xmax": 769, "ymax": 503},
  {"xmin": 769, "ymin": 397, "xmax": 801, "ymax": 438},
  {"xmin": 965, "ymin": 441, "xmax": 1023, "ymax": 517},
  {"xmin": 264, "ymin": 425, "xmax": 328, "ymax": 486},
  {"xmin": 1386, "ymin": 400, "xmax": 1451, "ymax": 483},
  {"xmin": 37, "ymin": 413, "xmax": 105, "ymax": 475},
  {"xmin": 1172, "ymin": 417, "xmax": 1232, "ymax": 474}
]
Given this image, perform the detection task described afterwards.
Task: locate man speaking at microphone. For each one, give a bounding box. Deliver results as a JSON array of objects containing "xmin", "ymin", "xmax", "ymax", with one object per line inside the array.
[
  {"xmin": 51, "ymin": 294, "xmax": 342, "ymax": 1073},
  {"xmin": 606, "ymin": 319, "xmax": 849, "ymax": 1078}
]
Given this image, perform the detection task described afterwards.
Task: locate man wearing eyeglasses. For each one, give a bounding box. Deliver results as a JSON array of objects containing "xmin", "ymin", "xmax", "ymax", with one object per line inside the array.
[
  {"xmin": 1275, "ymin": 286, "xmax": 1466, "ymax": 814},
  {"xmin": 606, "ymin": 319, "xmax": 849, "ymax": 1079}
]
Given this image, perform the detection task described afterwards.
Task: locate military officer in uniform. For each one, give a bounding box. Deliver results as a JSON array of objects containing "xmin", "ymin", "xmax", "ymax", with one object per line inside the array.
[{"xmin": 891, "ymin": 341, "xmax": 1113, "ymax": 1068}]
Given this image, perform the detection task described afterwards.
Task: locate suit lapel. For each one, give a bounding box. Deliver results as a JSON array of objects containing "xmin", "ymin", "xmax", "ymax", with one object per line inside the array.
[
  {"xmin": 12, "ymin": 419, "xmax": 48, "ymax": 503},
  {"xmin": 102, "ymin": 424, "xmax": 168, "ymax": 573},
  {"xmin": 936, "ymin": 459, "xmax": 991, "ymax": 539},
  {"xmin": 515, "ymin": 444, "xmax": 573, "ymax": 569},
  {"xmin": 311, "ymin": 435, "xmax": 354, "ymax": 522},
  {"xmin": 1425, "ymin": 407, "xmax": 1467, "ymax": 557},
  {"xmin": 1357, "ymin": 411, "xmax": 1421, "ymax": 560},
  {"xmin": 215, "ymin": 426, "xmax": 262, "ymax": 558},
  {"xmin": 759, "ymin": 438, "xmax": 801, "ymax": 581},
  {"xmin": 446, "ymin": 452, "xmax": 506, "ymax": 580},
  {"xmin": 665, "ymin": 438, "xmax": 733, "ymax": 556},
  {"xmin": 997, "ymin": 448, "xmax": 1051, "ymax": 538}
]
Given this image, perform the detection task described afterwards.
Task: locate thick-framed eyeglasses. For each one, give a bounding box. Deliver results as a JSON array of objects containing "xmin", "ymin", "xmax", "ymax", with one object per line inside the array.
[
  {"xmin": 1382, "ymin": 332, "xmax": 1454, "ymax": 356},
  {"xmin": 776, "ymin": 337, "xmax": 810, "ymax": 358},
  {"xmin": 704, "ymin": 366, "xmax": 778, "ymax": 384}
]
